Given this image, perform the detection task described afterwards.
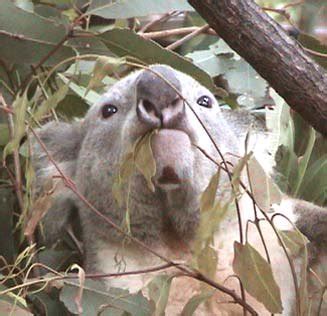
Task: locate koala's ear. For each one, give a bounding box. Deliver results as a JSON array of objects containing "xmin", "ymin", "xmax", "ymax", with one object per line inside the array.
[{"xmin": 31, "ymin": 121, "xmax": 84, "ymax": 245}]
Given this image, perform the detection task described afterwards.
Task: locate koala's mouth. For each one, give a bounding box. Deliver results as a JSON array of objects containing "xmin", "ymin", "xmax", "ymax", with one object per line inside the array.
[{"xmin": 151, "ymin": 129, "xmax": 194, "ymax": 190}]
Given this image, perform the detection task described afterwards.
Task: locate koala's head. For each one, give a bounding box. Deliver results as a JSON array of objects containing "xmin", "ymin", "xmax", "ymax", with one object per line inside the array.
[{"xmin": 33, "ymin": 65, "xmax": 239, "ymax": 244}]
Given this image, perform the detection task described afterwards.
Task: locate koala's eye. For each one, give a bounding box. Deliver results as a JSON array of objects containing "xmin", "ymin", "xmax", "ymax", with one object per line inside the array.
[
  {"xmin": 101, "ymin": 104, "xmax": 118, "ymax": 118},
  {"xmin": 197, "ymin": 95, "xmax": 212, "ymax": 108}
]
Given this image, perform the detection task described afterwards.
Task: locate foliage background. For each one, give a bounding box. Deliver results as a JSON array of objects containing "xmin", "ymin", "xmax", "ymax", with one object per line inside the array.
[{"xmin": 0, "ymin": 0, "xmax": 326, "ymax": 315}]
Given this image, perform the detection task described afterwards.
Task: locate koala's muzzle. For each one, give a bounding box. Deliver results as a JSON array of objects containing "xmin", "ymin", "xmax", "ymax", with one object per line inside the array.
[{"xmin": 136, "ymin": 65, "xmax": 184, "ymax": 128}]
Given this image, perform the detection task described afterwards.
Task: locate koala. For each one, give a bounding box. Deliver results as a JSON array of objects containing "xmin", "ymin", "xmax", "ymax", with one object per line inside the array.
[{"xmin": 32, "ymin": 65, "xmax": 327, "ymax": 315}]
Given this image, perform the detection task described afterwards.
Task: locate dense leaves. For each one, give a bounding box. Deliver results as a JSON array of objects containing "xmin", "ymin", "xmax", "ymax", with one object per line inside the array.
[{"xmin": 0, "ymin": 0, "xmax": 326, "ymax": 315}]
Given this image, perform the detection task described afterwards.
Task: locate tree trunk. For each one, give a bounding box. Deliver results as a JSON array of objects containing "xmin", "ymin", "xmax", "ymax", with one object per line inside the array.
[{"xmin": 188, "ymin": 0, "xmax": 327, "ymax": 136}]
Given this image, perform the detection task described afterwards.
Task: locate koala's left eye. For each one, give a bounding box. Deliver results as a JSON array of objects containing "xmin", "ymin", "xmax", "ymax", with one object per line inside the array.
[
  {"xmin": 197, "ymin": 95, "xmax": 212, "ymax": 108},
  {"xmin": 101, "ymin": 104, "xmax": 118, "ymax": 118}
]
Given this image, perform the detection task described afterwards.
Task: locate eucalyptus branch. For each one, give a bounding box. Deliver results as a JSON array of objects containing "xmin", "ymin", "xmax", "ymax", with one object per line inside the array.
[{"xmin": 29, "ymin": 126, "xmax": 258, "ymax": 315}]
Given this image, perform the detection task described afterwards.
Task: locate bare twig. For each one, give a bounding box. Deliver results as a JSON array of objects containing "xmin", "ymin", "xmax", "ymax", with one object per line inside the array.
[
  {"xmin": 29, "ymin": 126, "xmax": 258, "ymax": 315},
  {"xmin": 138, "ymin": 11, "xmax": 179, "ymax": 33},
  {"xmin": 166, "ymin": 24, "xmax": 210, "ymax": 50},
  {"xmin": 141, "ymin": 26, "xmax": 216, "ymax": 40}
]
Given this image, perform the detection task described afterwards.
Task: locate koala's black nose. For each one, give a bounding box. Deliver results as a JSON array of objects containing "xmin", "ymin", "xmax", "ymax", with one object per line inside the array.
[{"xmin": 136, "ymin": 65, "xmax": 184, "ymax": 128}]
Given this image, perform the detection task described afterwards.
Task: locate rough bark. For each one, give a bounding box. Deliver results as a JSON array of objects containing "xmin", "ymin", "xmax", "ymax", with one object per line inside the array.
[{"xmin": 188, "ymin": 0, "xmax": 327, "ymax": 136}]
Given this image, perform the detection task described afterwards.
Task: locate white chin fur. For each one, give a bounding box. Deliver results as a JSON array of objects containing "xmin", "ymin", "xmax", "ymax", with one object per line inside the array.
[{"xmin": 151, "ymin": 129, "xmax": 194, "ymax": 186}]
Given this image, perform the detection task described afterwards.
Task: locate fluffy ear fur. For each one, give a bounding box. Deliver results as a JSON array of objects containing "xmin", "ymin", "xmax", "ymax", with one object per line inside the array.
[{"xmin": 31, "ymin": 121, "xmax": 84, "ymax": 245}]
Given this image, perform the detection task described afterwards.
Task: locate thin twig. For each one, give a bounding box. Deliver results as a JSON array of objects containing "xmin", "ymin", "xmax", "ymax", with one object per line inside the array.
[
  {"xmin": 138, "ymin": 11, "xmax": 179, "ymax": 33},
  {"xmin": 141, "ymin": 26, "xmax": 216, "ymax": 40},
  {"xmin": 29, "ymin": 126, "xmax": 258, "ymax": 315},
  {"xmin": 166, "ymin": 24, "xmax": 211, "ymax": 50}
]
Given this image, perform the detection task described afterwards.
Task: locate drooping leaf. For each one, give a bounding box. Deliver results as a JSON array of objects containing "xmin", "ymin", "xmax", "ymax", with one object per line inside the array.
[
  {"xmin": 134, "ymin": 131, "xmax": 157, "ymax": 192},
  {"xmin": 200, "ymin": 169, "xmax": 220, "ymax": 213},
  {"xmin": 60, "ymin": 279, "xmax": 152, "ymax": 316},
  {"xmin": 87, "ymin": 56, "xmax": 126, "ymax": 92},
  {"xmin": 293, "ymin": 127, "xmax": 316, "ymax": 196},
  {"xmin": 24, "ymin": 193, "xmax": 53, "ymax": 239},
  {"xmin": 197, "ymin": 245, "xmax": 218, "ymax": 279},
  {"xmin": 277, "ymin": 229, "xmax": 309, "ymax": 257},
  {"xmin": 247, "ymin": 157, "xmax": 282, "ymax": 212},
  {"xmin": 3, "ymin": 90, "xmax": 29, "ymax": 160},
  {"xmin": 88, "ymin": 0, "xmax": 193, "ymax": 19},
  {"xmin": 58, "ymin": 74, "xmax": 101, "ymax": 106},
  {"xmin": 32, "ymin": 84, "xmax": 69, "ymax": 122},
  {"xmin": 148, "ymin": 275, "xmax": 174, "ymax": 316},
  {"xmin": 181, "ymin": 291, "xmax": 213, "ymax": 316},
  {"xmin": 233, "ymin": 242, "xmax": 283, "ymax": 314},
  {"xmin": 232, "ymin": 152, "xmax": 252, "ymax": 194}
]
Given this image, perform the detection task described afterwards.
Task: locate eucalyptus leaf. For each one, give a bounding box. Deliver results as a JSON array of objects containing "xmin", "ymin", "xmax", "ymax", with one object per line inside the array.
[
  {"xmin": 233, "ymin": 242, "xmax": 283, "ymax": 314},
  {"xmin": 200, "ymin": 169, "xmax": 220, "ymax": 213},
  {"xmin": 88, "ymin": 0, "xmax": 193, "ymax": 19},
  {"xmin": 134, "ymin": 131, "xmax": 157, "ymax": 192},
  {"xmin": 247, "ymin": 157, "xmax": 282, "ymax": 211},
  {"xmin": 181, "ymin": 291, "xmax": 213, "ymax": 316},
  {"xmin": 148, "ymin": 275, "xmax": 174, "ymax": 316},
  {"xmin": 60, "ymin": 279, "xmax": 152, "ymax": 316},
  {"xmin": 98, "ymin": 29, "xmax": 217, "ymax": 92},
  {"xmin": 3, "ymin": 91, "xmax": 29, "ymax": 160}
]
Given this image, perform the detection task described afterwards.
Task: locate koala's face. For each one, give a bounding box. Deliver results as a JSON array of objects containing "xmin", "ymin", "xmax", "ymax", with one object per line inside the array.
[
  {"xmin": 82, "ymin": 66, "xmax": 236, "ymax": 185},
  {"xmin": 75, "ymin": 65, "xmax": 239, "ymax": 241}
]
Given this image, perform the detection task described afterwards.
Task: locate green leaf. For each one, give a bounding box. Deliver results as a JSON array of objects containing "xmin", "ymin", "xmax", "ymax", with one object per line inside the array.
[
  {"xmin": 233, "ymin": 242, "xmax": 283, "ymax": 314},
  {"xmin": 60, "ymin": 279, "xmax": 152, "ymax": 316},
  {"xmin": 98, "ymin": 29, "xmax": 217, "ymax": 92},
  {"xmin": 0, "ymin": 124, "xmax": 9, "ymax": 146},
  {"xmin": 181, "ymin": 291, "xmax": 213, "ymax": 316},
  {"xmin": 134, "ymin": 131, "xmax": 157, "ymax": 192},
  {"xmin": 87, "ymin": 56, "xmax": 126, "ymax": 92},
  {"xmin": 0, "ymin": 0, "xmax": 66, "ymax": 42},
  {"xmin": 148, "ymin": 275, "xmax": 174, "ymax": 316},
  {"xmin": 294, "ymin": 127, "xmax": 316, "ymax": 196},
  {"xmin": 277, "ymin": 229, "xmax": 309, "ymax": 257},
  {"xmin": 3, "ymin": 91, "xmax": 29, "ymax": 160},
  {"xmin": 0, "ymin": 0, "xmax": 75, "ymax": 65},
  {"xmin": 200, "ymin": 169, "xmax": 220, "ymax": 213},
  {"xmin": 197, "ymin": 245, "xmax": 218, "ymax": 279},
  {"xmin": 112, "ymin": 152, "xmax": 135, "ymax": 207},
  {"xmin": 58, "ymin": 74, "xmax": 101, "ymax": 106},
  {"xmin": 88, "ymin": 0, "xmax": 193, "ymax": 19},
  {"xmin": 32, "ymin": 84, "xmax": 69, "ymax": 121}
]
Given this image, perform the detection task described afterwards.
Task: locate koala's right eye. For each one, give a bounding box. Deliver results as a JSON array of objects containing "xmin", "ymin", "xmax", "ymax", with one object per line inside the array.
[{"xmin": 101, "ymin": 104, "xmax": 118, "ymax": 119}]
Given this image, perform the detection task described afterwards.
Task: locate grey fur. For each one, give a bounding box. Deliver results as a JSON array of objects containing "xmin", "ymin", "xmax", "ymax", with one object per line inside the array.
[{"xmin": 31, "ymin": 65, "xmax": 326, "ymax": 314}]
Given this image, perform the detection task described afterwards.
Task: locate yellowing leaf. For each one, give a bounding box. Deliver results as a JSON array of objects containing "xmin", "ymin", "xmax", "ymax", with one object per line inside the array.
[
  {"xmin": 197, "ymin": 245, "xmax": 218, "ymax": 280},
  {"xmin": 247, "ymin": 157, "xmax": 282, "ymax": 211},
  {"xmin": 200, "ymin": 169, "xmax": 221, "ymax": 213},
  {"xmin": 134, "ymin": 131, "xmax": 157, "ymax": 192},
  {"xmin": 233, "ymin": 242, "xmax": 283, "ymax": 314},
  {"xmin": 278, "ymin": 229, "xmax": 309, "ymax": 257},
  {"xmin": 87, "ymin": 56, "xmax": 125, "ymax": 92},
  {"xmin": 148, "ymin": 275, "xmax": 174, "ymax": 316},
  {"xmin": 232, "ymin": 152, "xmax": 252, "ymax": 192}
]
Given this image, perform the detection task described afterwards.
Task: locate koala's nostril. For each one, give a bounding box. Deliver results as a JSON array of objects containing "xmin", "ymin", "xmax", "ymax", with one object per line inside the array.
[{"xmin": 143, "ymin": 99, "xmax": 156, "ymax": 114}]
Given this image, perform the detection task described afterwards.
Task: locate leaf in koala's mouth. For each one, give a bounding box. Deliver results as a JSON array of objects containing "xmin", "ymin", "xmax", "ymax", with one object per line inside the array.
[{"xmin": 134, "ymin": 130, "xmax": 157, "ymax": 192}]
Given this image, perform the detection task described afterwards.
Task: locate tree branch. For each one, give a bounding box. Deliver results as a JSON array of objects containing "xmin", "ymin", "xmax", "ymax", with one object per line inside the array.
[{"xmin": 188, "ymin": 0, "xmax": 327, "ymax": 135}]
